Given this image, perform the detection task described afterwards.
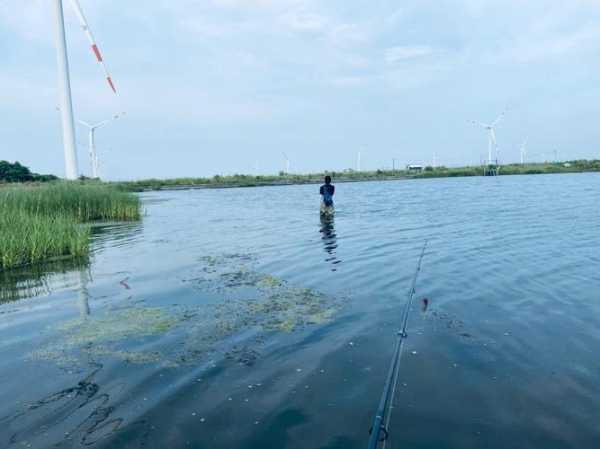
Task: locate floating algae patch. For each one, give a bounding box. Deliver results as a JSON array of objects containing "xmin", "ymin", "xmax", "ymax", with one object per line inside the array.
[
  {"xmin": 30, "ymin": 307, "xmax": 178, "ymax": 368},
  {"xmin": 56, "ymin": 308, "xmax": 177, "ymax": 342},
  {"xmin": 31, "ymin": 254, "xmax": 348, "ymax": 369}
]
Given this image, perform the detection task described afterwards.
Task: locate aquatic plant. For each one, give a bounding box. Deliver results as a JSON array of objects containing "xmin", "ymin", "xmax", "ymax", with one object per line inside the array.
[{"xmin": 0, "ymin": 183, "xmax": 141, "ymax": 269}]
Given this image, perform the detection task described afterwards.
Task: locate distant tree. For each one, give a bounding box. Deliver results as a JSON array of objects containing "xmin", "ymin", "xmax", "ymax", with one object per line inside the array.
[
  {"xmin": 424, "ymin": 166, "xmax": 434, "ymax": 172},
  {"xmin": 0, "ymin": 161, "xmax": 34, "ymax": 182}
]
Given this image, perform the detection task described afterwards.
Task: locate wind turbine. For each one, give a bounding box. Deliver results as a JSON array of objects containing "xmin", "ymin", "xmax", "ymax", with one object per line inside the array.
[
  {"xmin": 78, "ymin": 113, "xmax": 123, "ymax": 178},
  {"xmin": 52, "ymin": 0, "xmax": 117, "ymax": 179},
  {"xmin": 471, "ymin": 111, "xmax": 505, "ymax": 165},
  {"xmin": 357, "ymin": 151, "xmax": 362, "ymax": 171},
  {"xmin": 520, "ymin": 139, "xmax": 527, "ymax": 165},
  {"xmin": 282, "ymin": 152, "xmax": 290, "ymax": 174}
]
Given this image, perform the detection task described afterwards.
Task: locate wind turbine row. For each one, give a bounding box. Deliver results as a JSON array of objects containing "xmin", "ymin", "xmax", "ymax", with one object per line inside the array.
[{"xmin": 53, "ymin": 0, "xmax": 118, "ymax": 180}]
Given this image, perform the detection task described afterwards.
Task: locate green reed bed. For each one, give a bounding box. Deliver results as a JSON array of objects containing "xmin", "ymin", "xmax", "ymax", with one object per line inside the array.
[{"xmin": 0, "ymin": 183, "xmax": 141, "ymax": 269}]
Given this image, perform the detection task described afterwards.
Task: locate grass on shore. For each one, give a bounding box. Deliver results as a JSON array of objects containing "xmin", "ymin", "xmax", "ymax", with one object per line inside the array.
[{"xmin": 0, "ymin": 183, "xmax": 140, "ymax": 270}]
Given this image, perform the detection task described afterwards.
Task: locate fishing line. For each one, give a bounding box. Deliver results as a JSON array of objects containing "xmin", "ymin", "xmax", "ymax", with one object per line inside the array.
[{"xmin": 367, "ymin": 240, "xmax": 428, "ymax": 449}]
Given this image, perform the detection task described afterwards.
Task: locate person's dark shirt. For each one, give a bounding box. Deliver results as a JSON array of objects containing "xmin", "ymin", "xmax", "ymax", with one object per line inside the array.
[{"xmin": 320, "ymin": 184, "xmax": 335, "ymax": 196}]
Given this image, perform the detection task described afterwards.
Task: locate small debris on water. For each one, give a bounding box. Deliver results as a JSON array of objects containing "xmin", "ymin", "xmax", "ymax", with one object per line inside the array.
[
  {"xmin": 411, "ymin": 350, "xmax": 418, "ymax": 355},
  {"xmin": 192, "ymin": 412, "xmax": 196, "ymax": 416},
  {"xmin": 248, "ymin": 385, "xmax": 253, "ymax": 389},
  {"xmin": 244, "ymin": 398, "xmax": 249, "ymax": 402},
  {"xmin": 421, "ymin": 298, "xmax": 429, "ymax": 312},
  {"xmin": 228, "ymin": 397, "xmax": 233, "ymax": 401},
  {"xmin": 320, "ymin": 369, "xmax": 325, "ymax": 373},
  {"xmin": 296, "ymin": 368, "xmax": 302, "ymax": 372},
  {"xmin": 200, "ymin": 418, "xmax": 206, "ymax": 423},
  {"xmin": 348, "ymin": 341, "xmax": 355, "ymax": 347},
  {"xmin": 120, "ymin": 278, "xmax": 131, "ymax": 290},
  {"xmin": 504, "ymin": 332, "xmax": 510, "ymax": 336},
  {"xmin": 254, "ymin": 421, "xmax": 260, "ymax": 425}
]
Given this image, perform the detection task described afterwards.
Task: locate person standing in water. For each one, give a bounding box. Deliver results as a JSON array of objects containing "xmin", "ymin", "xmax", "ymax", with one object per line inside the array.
[{"xmin": 320, "ymin": 175, "xmax": 335, "ymax": 216}]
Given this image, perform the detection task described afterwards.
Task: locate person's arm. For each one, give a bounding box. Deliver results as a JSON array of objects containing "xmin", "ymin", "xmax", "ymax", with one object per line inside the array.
[
  {"xmin": 319, "ymin": 185, "xmax": 324, "ymax": 195},
  {"xmin": 331, "ymin": 185, "xmax": 335, "ymax": 196}
]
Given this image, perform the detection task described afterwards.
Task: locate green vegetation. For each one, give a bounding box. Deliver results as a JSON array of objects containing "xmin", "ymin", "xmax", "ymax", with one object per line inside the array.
[
  {"xmin": 0, "ymin": 183, "xmax": 141, "ymax": 270},
  {"xmin": 0, "ymin": 160, "xmax": 57, "ymax": 183},
  {"xmin": 117, "ymin": 160, "xmax": 600, "ymax": 191}
]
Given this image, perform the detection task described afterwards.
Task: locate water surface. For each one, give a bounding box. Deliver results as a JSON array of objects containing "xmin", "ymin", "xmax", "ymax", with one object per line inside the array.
[{"xmin": 1, "ymin": 173, "xmax": 599, "ymax": 448}]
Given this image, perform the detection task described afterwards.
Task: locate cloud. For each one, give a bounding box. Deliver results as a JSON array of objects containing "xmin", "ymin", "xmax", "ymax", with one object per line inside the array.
[{"xmin": 385, "ymin": 45, "xmax": 434, "ymax": 64}]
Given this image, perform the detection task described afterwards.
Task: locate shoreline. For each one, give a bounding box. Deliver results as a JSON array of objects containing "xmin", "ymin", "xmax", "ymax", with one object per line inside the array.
[{"xmin": 117, "ymin": 161, "xmax": 600, "ymax": 192}]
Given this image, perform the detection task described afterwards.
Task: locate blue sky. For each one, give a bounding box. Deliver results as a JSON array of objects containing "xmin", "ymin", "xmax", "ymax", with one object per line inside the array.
[{"xmin": 1, "ymin": 0, "xmax": 599, "ymax": 179}]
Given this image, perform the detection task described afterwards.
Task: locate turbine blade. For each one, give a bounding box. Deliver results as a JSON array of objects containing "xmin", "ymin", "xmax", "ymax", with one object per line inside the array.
[
  {"xmin": 78, "ymin": 119, "xmax": 92, "ymax": 128},
  {"xmin": 69, "ymin": 0, "xmax": 117, "ymax": 94},
  {"xmin": 492, "ymin": 111, "xmax": 505, "ymax": 127},
  {"xmin": 94, "ymin": 119, "xmax": 112, "ymax": 129}
]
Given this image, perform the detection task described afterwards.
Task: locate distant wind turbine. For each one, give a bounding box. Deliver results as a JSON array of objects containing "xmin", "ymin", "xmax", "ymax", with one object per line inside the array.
[
  {"xmin": 357, "ymin": 151, "xmax": 361, "ymax": 171},
  {"xmin": 78, "ymin": 113, "xmax": 123, "ymax": 178},
  {"xmin": 471, "ymin": 111, "xmax": 505, "ymax": 165},
  {"xmin": 53, "ymin": 0, "xmax": 118, "ymax": 180},
  {"xmin": 520, "ymin": 139, "xmax": 527, "ymax": 164},
  {"xmin": 282, "ymin": 152, "xmax": 290, "ymax": 174}
]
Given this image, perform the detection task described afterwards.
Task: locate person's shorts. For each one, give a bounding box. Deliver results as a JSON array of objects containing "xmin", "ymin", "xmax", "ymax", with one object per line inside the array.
[{"xmin": 320, "ymin": 202, "xmax": 335, "ymax": 216}]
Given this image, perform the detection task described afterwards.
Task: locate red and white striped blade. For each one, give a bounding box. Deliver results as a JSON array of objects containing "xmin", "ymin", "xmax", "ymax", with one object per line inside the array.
[{"xmin": 69, "ymin": 0, "xmax": 117, "ymax": 94}]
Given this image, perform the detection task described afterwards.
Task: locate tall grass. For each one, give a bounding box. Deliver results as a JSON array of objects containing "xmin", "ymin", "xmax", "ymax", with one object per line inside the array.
[{"xmin": 0, "ymin": 183, "xmax": 141, "ymax": 269}]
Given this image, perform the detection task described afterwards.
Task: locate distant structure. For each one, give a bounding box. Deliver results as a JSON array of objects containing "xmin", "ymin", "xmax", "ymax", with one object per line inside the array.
[
  {"xmin": 520, "ymin": 140, "xmax": 527, "ymax": 165},
  {"xmin": 471, "ymin": 110, "xmax": 506, "ymax": 176},
  {"xmin": 406, "ymin": 164, "xmax": 424, "ymax": 173},
  {"xmin": 282, "ymin": 152, "xmax": 290, "ymax": 174},
  {"xmin": 78, "ymin": 113, "xmax": 123, "ymax": 178},
  {"xmin": 357, "ymin": 151, "xmax": 362, "ymax": 171}
]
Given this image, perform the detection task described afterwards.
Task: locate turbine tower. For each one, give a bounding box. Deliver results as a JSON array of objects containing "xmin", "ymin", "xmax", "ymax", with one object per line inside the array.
[
  {"xmin": 357, "ymin": 151, "xmax": 361, "ymax": 171},
  {"xmin": 282, "ymin": 152, "xmax": 290, "ymax": 174},
  {"xmin": 78, "ymin": 113, "xmax": 122, "ymax": 178},
  {"xmin": 52, "ymin": 0, "xmax": 118, "ymax": 180},
  {"xmin": 471, "ymin": 111, "xmax": 505, "ymax": 165},
  {"xmin": 520, "ymin": 139, "xmax": 527, "ymax": 165}
]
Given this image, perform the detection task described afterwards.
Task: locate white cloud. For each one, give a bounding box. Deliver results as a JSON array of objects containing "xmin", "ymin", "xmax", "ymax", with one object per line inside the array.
[{"xmin": 385, "ymin": 46, "xmax": 434, "ymax": 64}]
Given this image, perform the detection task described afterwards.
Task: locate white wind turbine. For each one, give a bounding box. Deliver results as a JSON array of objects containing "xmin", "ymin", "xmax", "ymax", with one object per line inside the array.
[
  {"xmin": 471, "ymin": 111, "xmax": 505, "ymax": 166},
  {"xmin": 78, "ymin": 113, "xmax": 123, "ymax": 178},
  {"xmin": 53, "ymin": 0, "xmax": 118, "ymax": 180},
  {"xmin": 520, "ymin": 139, "xmax": 527, "ymax": 164},
  {"xmin": 282, "ymin": 152, "xmax": 290, "ymax": 174}
]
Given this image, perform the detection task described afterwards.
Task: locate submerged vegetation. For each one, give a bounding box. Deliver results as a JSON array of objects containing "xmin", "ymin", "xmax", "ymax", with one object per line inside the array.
[
  {"xmin": 0, "ymin": 183, "xmax": 141, "ymax": 270},
  {"xmin": 117, "ymin": 159, "xmax": 600, "ymax": 191},
  {"xmin": 30, "ymin": 253, "xmax": 346, "ymax": 369}
]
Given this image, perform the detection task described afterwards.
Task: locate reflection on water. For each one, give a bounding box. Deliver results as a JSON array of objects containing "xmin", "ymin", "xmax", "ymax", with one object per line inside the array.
[
  {"xmin": 0, "ymin": 363, "xmax": 124, "ymax": 447},
  {"xmin": 0, "ymin": 257, "xmax": 89, "ymax": 304},
  {"xmin": 78, "ymin": 269, "xmax": 91, "ymax": 318},
  {"xmin": 319, "ymin": 215, "xmax": 341, "ymax": 271},
  {"xmin": 90, "ymin": 221, "xmax": 144, "ymax": 251}
]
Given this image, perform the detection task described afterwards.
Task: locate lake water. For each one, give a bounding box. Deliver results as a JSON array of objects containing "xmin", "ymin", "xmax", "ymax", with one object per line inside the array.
[{"xmin": 1, "ymin": 173, "xmax": 600, "ymax": 449}]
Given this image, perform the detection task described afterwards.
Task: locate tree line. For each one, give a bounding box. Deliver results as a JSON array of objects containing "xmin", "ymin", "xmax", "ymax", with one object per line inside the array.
[{"xmin": 0, "ymin": 161, "xmax": 57, "ymax": 183}]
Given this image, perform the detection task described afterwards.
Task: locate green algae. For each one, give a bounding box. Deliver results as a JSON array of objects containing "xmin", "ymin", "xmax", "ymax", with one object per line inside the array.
[
  {"xmin": 31, "ymin": 253, "xmax": 347, "ymax": 369},
  {"xmin": 56, "ymin": 308, "xmax": 177, "ymax": 343}
]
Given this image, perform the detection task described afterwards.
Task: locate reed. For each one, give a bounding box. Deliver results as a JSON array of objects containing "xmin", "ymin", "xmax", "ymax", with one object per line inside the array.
[{"xmin": 0, "ymin": 183, "xmax": 140, "ymax": 269}]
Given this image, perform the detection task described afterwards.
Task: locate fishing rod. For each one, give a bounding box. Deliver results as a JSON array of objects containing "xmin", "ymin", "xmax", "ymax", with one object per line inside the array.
[{"xmin": 367, "ymin": 240, "xmax": 428, "ymax": 449}]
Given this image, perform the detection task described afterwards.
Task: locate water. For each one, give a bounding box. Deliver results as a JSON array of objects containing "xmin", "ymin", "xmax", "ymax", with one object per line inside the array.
[{"xmin": 1, "ymin": 173, "xmax": 600, "ymax": 449}]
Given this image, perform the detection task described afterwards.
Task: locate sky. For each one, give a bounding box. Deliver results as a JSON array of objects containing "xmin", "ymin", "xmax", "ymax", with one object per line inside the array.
[{"xmin": 1, "ymin": 0, "xmax": 599, "ymax": 180}]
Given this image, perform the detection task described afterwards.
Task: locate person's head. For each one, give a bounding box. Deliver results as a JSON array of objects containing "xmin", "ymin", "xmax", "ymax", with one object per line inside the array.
[{"xmin": 324, "ymin": 175, "xmax": 332, "ymax": 185}]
